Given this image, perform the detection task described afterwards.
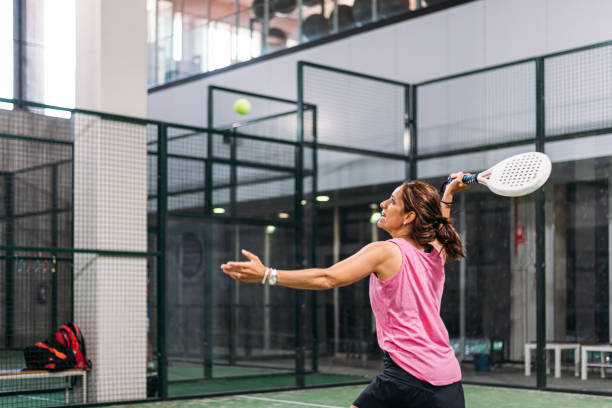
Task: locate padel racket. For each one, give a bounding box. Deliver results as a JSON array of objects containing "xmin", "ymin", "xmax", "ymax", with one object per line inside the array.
[{"xmin": 441, "ymin": 152, "xmax": 552, "ymax": 197}]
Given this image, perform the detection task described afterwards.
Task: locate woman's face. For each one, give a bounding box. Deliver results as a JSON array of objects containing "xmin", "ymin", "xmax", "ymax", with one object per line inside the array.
[{"xmin": 378, "ymin": 185, "xmax": 412, "ymax": 234}]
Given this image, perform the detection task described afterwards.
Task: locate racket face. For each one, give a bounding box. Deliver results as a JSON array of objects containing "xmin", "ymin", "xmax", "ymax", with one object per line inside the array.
[{"xmin": 478, "ymin": 152, "xmax": 552, "ymax": 197}]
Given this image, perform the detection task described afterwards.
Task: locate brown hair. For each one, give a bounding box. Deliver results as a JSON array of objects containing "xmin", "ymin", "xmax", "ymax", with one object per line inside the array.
[{"xmin": 400, "ymin": 180, "xmax": 465, "ymax": 261}]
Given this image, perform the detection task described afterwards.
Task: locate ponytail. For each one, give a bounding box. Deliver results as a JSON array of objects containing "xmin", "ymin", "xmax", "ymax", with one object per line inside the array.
[
  {"xmin": 434, "ymin": 216, "xmax": 465, "ymax": 261},
  {"xmin": 401, "ymin": 181, "xmax": 466, "ymax": 261}
]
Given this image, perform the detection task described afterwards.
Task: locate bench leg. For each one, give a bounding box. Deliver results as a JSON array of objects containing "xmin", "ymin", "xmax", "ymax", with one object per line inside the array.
[
  {"xmin": 65, "ymin": 377, "xmax": 69, "ymax": 404},
  {"xmin": 525, "ymin": 345, "xmax": 531, "ymax": 376},
  {"xmin": 601, "ymin": 352, "xmax": 606, "ymax": 378},
  {"xmin": 554, "ymin": 348, "xmax": 561, "ymax": 378},
  {"xmin": 574, "ymin": 347, "xmax": 580, "ymax": 377},
  {"xmin": 581, "ymin": 349, "xmax": 588, "ymax": 380},
  {"xmin": 82, "ymin": 373, "xmax": 87, "ymax": 403}
]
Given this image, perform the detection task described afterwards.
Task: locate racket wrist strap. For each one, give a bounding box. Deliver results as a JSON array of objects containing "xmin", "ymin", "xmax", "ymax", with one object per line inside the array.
[{"xmin": 262, "ymin": 267, "xmax": 270, "ymax": 284}]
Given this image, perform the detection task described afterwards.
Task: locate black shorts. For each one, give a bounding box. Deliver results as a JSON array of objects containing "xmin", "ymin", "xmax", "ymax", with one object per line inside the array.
[{"xmin": 353, "ymin": 352, "xmax": 465, "ymax": 408}]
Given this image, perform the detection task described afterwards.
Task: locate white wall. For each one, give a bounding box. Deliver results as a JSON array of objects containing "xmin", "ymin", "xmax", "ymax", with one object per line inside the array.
[{"xmin": 148, "ymin": 0, "xmax": 612, "ymax": 126}]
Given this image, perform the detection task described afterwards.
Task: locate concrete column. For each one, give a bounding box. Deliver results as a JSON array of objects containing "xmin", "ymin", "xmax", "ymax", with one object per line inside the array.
[
  {"xmin": 510, "ymin": 195, "xmax": 536, "ymax": 360},
  {"xmin": 545, "ymin": 183, "xmax": 555, "ymax": 340},
  {"xmin": 74, "ymin": 0, "xmax": 147, "ymax": 403},
  {"xmin": 553, "ymin": 185, "xmax": 567, "ymax": 342}
]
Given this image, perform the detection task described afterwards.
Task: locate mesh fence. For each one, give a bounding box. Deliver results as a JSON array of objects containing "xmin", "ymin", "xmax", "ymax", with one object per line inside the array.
[
  {"xmin": 545, "ymin": 44, "xmax": 612, "ymax": 136},
  {"xmin": 417, "ymin": 62, "xmax": 536, "ymax": 156},
  {"xmin": 0, "ymin": 107, "xmax": 153, "ymax": 407},
  {"xmin": 301, "ymin": 64, "xmax": 407, "ymax": 151}
]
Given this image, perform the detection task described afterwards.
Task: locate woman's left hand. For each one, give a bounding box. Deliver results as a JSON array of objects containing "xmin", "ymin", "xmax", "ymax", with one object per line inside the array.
[
  {"xmin": 221, "ymin": 249, "xmax": 266, "ymax": 283},
  {"xmin": 445, "ymin": 171, "xmax": 471, "ymax": 196}
]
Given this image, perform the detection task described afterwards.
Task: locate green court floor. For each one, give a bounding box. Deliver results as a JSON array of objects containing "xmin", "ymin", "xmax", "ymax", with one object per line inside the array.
[{"xmin": 117, "ymin": 384, "xmax": 612, "ymax": 408}]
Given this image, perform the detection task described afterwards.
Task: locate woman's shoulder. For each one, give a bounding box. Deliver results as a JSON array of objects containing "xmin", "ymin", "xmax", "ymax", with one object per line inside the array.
[
  {"xmin": 365, "ymin": 240, "xmax": 403, "ymax": 255},
  {"xmin": 368, "ymin": 240, "xmax": 404, "ymax": 281}
]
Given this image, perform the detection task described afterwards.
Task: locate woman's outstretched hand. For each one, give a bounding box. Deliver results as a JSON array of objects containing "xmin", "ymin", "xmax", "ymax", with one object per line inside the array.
[
  {"xmin": 446, "ymin": 172, "xmax": 471, "ymax": 196},
  {"xmin": 221, "ymin": 249, "xmax": 266, "ymax": 283}
]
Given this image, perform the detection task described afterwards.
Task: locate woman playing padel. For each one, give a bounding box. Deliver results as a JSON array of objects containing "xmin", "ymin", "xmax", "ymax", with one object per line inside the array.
[{"xmin": 221, "ymin": 172, "xmax": 470, "ymax": 408}]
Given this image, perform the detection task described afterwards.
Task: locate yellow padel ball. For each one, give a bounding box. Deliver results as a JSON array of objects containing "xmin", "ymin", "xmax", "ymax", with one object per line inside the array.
[{"xmin": 233, "ymin": 98, "xmax": 251, "ymax": 115}]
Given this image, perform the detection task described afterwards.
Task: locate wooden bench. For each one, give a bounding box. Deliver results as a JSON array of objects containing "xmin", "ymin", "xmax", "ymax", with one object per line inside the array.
[{"xmin": 0, "ymin": 368, "xmax": 87, "ymax": 403}]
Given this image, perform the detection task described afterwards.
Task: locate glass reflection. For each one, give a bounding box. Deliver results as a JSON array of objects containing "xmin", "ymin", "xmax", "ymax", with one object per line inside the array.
[{"xmin": 148, "ymin": 0, "xmax": 445, "ymax": 86}]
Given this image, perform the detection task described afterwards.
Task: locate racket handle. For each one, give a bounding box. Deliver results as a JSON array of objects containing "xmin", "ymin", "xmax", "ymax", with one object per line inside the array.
[
  {"xmin": 462, "ymin": 174, "xmax": 478, "ymax": 184},
  {"xmin": 446, "ymin": 173, "xmax": 478, "ymax": 185}
]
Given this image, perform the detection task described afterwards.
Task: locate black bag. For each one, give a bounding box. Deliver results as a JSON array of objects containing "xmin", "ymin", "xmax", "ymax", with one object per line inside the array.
[{"xmin": 24, "ymin": 341, "xmax": 77, "ymax": 371}]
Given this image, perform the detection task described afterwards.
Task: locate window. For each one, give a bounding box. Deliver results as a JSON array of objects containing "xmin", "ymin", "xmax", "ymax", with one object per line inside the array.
[
  {"xmin": 0, "ymin": 0, "xmax": 13, "ymax": 110},
  {"xmin": 42, "ymin": 0, "xmax": 75, "ymax": 117},
  {"xmin": 1, "ymin": 0, "xmax": 75, "ymax": 116}
]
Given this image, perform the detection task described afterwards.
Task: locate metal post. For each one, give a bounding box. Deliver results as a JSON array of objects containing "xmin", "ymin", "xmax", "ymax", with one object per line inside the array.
[
  {"xmin": 154, "ymin": 0, "xmax": 159, "ymax": 83},
  {"xmin": 230, "ymin": 226, "xmax": 239, "ymax": 365},
  {"xmin": 311, "ymin": 106, "xmax": 319, "ymax": 372},
  {"xmin": 262, "ymin": 0, "xmax": 269, "ymax": 54},
  {"xmin": 264, "ymin": 230, "xmax": 271, "ymax": 350},
  {"xmin": 406, "ymin": 85, "xmax": 418, "ymax": 180},
  {"xmin": 156, "ymin": 124, "xmax": 169, "ymax": 399},
  {"xmin": 204, "ymin": 87, "xmax": 215, "ymax": 379},
  {"xmin": 535, "ymin": 57, "xmax": 547, "ymax": 389},
  {"xmin": 371, "ymin": 0, "xmax": 377, "ymax": 22},
  {"xmin": 332, "ymin": 0, "xmax": 339, "ymax": 33},
  {"xmin": 459, "ymin": 193, "xmax": 466, "ymax": 361},
  {"xmin": 229, "ymin": 130, "xmax": 238, "ymax": 365},
  {"xmin": 333, "ymin": 206, "xmax": 340, "ymax": 356},
  {"xmin": 297, "ymin": 0, "xmax": 303, "ymax": 43},
  {"xmin": 51, "ymin": 165, "xmax": 58, "ymax": 331},
  {"xmin": 13, "ymin": 0, "xmax": 24, "ymax": 106},
  {"xmin": 4, "ymin": 174, "xmax": 13, "ymax": 348},
  {"xmin": 295, "ymin": 63, "xmax": 306, "ymax": 388},
  {"xmin": 609, "ymin": 181, "xmax": 612, "ymax": 344},
  {"xmin": 71, "ymin": 143, "xmax": 75, "ymax": 323}
]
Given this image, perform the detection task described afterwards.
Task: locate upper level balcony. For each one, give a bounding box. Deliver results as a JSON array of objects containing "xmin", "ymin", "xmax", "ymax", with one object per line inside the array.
[{"xmin": 147, "ymin": 0, "xmax": 455, "ymax": 87}]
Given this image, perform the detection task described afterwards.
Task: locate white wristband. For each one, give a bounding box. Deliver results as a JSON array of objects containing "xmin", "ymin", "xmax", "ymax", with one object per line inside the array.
[
  {"xmin": 261, "ymin": 267, "xmax": 270, "ymax": 284},
  {"xmin": 268, "ymin": 268, "xmax": 278, "ymax": 286}
]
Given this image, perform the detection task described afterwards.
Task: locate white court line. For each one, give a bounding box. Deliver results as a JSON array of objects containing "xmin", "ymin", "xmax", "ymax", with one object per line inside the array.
[
  {"xmin": 237, "ymin": 395, "xmax": 343, "ymax": 408},
  {"xmin": 18, "ymin": 395, "xmax": 63, "ymax": 403}
]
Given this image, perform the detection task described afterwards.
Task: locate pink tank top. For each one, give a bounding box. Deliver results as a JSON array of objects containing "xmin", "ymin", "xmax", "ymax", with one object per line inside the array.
[{"xmin": 369, "ymin": 238, "xmax": 461, "ymax": 385}]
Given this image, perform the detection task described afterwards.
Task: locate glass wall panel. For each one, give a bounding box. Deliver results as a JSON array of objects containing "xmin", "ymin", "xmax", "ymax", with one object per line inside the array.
[
  {"xmin": 166, "ymin": 219, "xmax": 298, "ymax": 396},
  {"xmin": 544, "ymin": 137, "xmax": 612, "ymax": 393}
]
